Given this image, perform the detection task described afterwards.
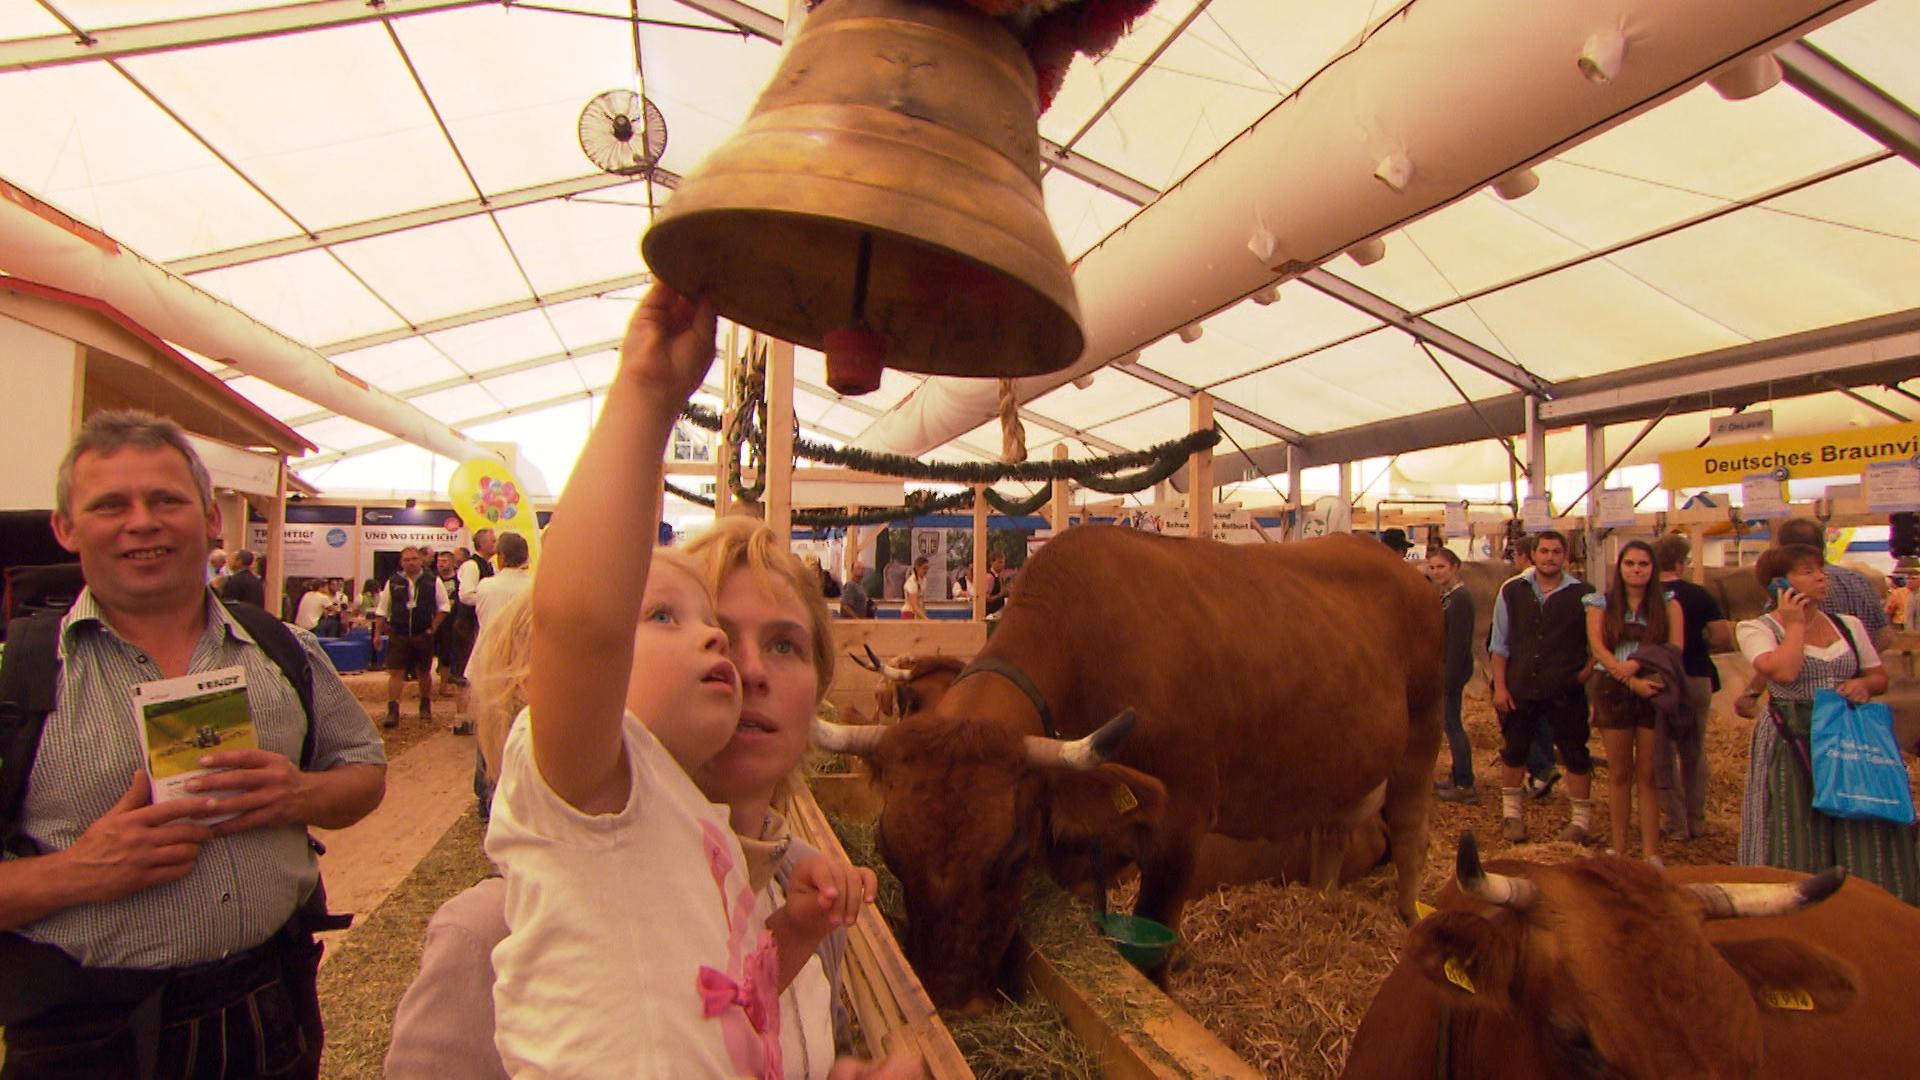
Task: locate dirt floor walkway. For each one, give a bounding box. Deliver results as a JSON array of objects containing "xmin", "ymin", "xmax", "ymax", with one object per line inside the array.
[{"xmin": 315, "ymin": 728, "xmax": 479, "ymax": 955}]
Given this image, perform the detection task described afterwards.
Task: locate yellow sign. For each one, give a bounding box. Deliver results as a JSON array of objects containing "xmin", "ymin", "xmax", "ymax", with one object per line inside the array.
[
  {"xmin": 1760, "ymin": 987, "xmax": 1815, "ymax": 1012},
  {"xmin": 449, "ymin": 458, "xmax": 541, "ymax": 568},
  {"xmin": 1659, "ymin": 422, "xmax": 1920, "ymax": 489}
]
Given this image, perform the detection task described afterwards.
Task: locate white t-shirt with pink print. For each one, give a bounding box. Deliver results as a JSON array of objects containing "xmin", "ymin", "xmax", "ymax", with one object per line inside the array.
[{"xmin": 486, "ymin": 709, "xmax": 783, "ymax": 1079}]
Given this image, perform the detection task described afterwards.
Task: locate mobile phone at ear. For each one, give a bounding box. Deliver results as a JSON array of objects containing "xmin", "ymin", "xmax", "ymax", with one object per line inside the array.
[{"xmin": 1770, "ymin": 577, "xmax": 1792, "ymax": 601}]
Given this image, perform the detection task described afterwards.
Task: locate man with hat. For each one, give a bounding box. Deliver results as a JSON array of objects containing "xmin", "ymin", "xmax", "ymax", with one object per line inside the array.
[{"xmin": 1379, "ymin": 528, "xmax": 1414, "ymax": 558}]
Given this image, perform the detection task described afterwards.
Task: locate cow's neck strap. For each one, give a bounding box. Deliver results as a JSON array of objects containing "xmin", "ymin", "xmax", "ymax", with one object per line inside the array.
[{"xmin": 954, "ymin": 656, "xmax": 1056, "ymax": 738}]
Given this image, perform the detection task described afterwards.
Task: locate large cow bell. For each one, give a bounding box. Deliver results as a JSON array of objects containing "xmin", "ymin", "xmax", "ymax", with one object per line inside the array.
[{"xmin": 640, "ymin": 0, "xmax": 1084, "ymax": 395}]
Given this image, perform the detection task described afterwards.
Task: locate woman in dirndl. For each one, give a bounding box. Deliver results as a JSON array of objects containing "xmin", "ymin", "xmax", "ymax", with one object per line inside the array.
[{"xmin": 1736, "ymin": 543, "xmax": 1918, "ymax": 904}]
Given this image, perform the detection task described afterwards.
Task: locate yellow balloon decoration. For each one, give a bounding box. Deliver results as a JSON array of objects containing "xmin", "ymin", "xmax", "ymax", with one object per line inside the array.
[{"xmin": 450, "ymin": 459, "xmax": 540, "ymax": 569}]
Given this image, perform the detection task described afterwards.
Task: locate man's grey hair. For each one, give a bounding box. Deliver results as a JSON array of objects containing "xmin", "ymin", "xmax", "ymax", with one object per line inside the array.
[
  {"xmin": 56, "ymin": 410, "xmax": 215, "ymax": 519},
  {"xmin": 1776, "ymin": 517, "xmax": 1827, "ymax": 555}
]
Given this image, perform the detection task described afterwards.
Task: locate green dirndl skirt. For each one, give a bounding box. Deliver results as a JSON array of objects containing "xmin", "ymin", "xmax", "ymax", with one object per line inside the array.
[{"xmin": 1766, "ymin": 699, "xmax": 1920, "ymax": 905}]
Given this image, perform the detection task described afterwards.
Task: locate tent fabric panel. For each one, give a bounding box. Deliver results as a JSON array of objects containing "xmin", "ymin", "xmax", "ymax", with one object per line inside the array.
[
  {"xmin": 542, "ymin": 295, "xmax": 640, "ymax": 352},
  {"xmin": 1027, "ymin": 372, "xmax": 1173, "ymax": 431},
  {"xmin": 0, "ymin": 63, "xmax": 302, "ymax": 261},
  {"xmin": 391, "ymin": 4, "xmax": 651, "ymax": 194},
  {"xmin": 329, "ymin": 215, "xmax": 531, "ymax": 325},
  {"xmin": 296, "ymin": 415, "xmax": 390, "ymax": 454},
  {"xmin": 1044, "ymin": 172, "xmax": 1143, "ymax": 262},
  {"xmin": 1082, "ymin": 398, "xmax": 1198, "ymax": 450},
  {"xmin": 296, "ymin": 443, "xmax": 449, "ymax": 495},
  {"xmin": 187, "ymin": 248, "xmax": 403, "ymax": 347},
  {"xmin": 118, "ymin": 24, "xmax": 476, "ymax": 230},
  {"xmin": 1037, "ymin": 0, "xmax": 1203, "ymax": 147},
  {"xmin": 329, "ymin": 337, "xmax": 470, "ymax": 394},
  {"xmin": 567, "ymin": 349, "xmax": 622, "ymax": 391},
  {"xmin": 1806, "ymin": 0, "xmax": 1920, "ymax": 121},
  {"xmin": 1166, "ymin": 284, "xmax": 1387, "ymax": 387},
  {"xmin": 477, "ymin": 363, "xmax": 589, "ymax": 409},
  {"xmin": 1420, "ymin": 260, "xmax": 1749, "ymax": 382},
  {"xmin": 1211, "ymin": 329, "xmax": 1510, "ymax": 435},
  {"xmin": 224, "ymin": 374, "xmax": 326, "ymax": 421},
  {"xmin": 1605, "ymin": 196, "xmax": 1920, "ymax": 344},
  {"xmin": 409, "ymin": 382, "xmax": 503, "ymax": 424},
  {"xmin": 493, "ymin": 198, "xmax": 653, "ymax": 298},
  {"xmin": 1063, "ymin": 27, "xmax": 1281, "ymax": 191},
  {"xmin": 424, "ymin": 309, "xmax": 566, "ymax": 372}
]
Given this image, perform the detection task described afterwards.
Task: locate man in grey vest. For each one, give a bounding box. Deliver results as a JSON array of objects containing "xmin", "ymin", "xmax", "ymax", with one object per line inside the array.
[{"xmin": 1489, "ymin": 530, "xmax": 1597, "ymax": 844}]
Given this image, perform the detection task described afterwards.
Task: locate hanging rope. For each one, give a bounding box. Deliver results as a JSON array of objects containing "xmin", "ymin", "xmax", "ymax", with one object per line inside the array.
[
  {"xmin": 724, "ymin": 337, "xmax": 768, "ymax": 503},
  {"xmin": 997, "ymin": 378, "xmax": 1028, "ymax": 464}
]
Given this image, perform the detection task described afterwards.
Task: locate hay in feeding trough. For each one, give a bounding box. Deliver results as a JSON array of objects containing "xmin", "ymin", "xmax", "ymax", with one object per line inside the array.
[{"xmin": 944, "ymin": 993, "xmax": 1101, "ymax": 1080}]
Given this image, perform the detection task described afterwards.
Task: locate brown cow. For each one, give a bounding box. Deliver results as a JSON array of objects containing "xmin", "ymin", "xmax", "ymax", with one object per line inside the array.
[
  {"xmin": 816, "ymin": 526, "xmax": 1443, "ymax": 1010},
  {"xmin": 1341, "ymin": 835, "xmax": 1915, "ymax": 1080},
  {"xmin": 848, "ymin": 647, "xmax": 1392, "ymax": 898}
]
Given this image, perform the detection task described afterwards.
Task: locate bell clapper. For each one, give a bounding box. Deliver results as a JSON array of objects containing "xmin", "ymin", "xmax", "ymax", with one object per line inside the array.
[{"xmin": 825, "ymin": 231, "xmax": 888, "ymax": 395}]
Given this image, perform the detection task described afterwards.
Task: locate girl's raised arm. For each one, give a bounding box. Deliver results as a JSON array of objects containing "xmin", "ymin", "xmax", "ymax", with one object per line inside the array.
[{"xmin": 528, "ymin": 286, "xmax": 716, "ymax": 811}]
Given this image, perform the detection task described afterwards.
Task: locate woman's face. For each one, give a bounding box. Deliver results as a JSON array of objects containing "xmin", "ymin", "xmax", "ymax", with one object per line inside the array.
[
  {"xmin": 1425, "ymin": 556, "xmax": 1457, "ymax": 588},
  {"xmin": 695, "ymin": 568, "xmax": 821, "ymax": 808},
  {"xmin": 1618, "ymin": 547, "xmax": 1654, "ymax": 588},
  {"xmin": 1785, "ymin": 559, "xmax": 1829, "ymax": 604}
]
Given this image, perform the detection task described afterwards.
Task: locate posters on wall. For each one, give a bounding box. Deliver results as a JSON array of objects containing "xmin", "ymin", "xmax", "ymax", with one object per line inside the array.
[
  {"xmin": 1521, "ymin": 495, "xmax": 1552, "ymax": 533},
  {"xmin": 1595, "ymin": 488, "xmax": 1638, "ymax": 529},
  {"xmin": 244, "ymin": 505, "xmax": 356, "ymax": 582},
  {"xmin": 359, "ymin": 507, "xmax": 469, "ymax": 584},
  {"xmin": 909, "ymin": 528, "xmax": 952, "ymax": 600},
  {"xmin": 1741, "ymin": 474, "xmax": 1791, "ymax": 520},
  {"xmin": 1865, "ymin": 461, "xmax": 1920, "ymax": 513},
  {"xmin": 1443, "ymin": 502, "xmax": 1468, "ymax": 539}
]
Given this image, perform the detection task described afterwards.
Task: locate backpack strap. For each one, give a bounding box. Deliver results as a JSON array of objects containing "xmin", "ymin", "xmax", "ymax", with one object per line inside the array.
[
  {"xmin": 0, "ymin": 611, "xmax": 64, "ymax": 858},
  {"xmin": 220, "ymin": 600, "xmax": 317, "ymax": 769}
]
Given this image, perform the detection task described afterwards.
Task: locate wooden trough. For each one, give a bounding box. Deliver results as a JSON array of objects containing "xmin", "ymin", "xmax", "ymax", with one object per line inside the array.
[{"xmin": 791, "ymin": 770, "xmax": 1261, "ymax": 1079}]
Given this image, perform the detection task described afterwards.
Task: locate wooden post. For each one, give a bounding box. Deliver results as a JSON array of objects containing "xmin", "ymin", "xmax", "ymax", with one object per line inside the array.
[
  {"xmin": 219, "ymin": 491, "xmax": 247, "ymax": 557},
  {"xmin": 1189, "ymin": 392, "xmax": 1214, "ymax": 540},
  {"xmin": 265, "ymin": 459, "xmax": 288, "ymax": 619},
  {"xmin": 1334, "ymin": 462, "xmax": 1353, "ymax": 533},
  {"xmin": 1049, "ymin": 443, "xmax": 1071, "ymax": 532},
  {"xmin": 1585, "ymin": 424, "xmax": 1606, "ymax": 593},
  {"xmin": 765, "ymin": 336, "xmax": 796, "ymax": 544},
  {"xmin": 971, "ymin": 484, "xmax": 989, "ymax": 621},
  {"xmin": 714, "ymin": 322, "xmax": 737, "ymax": 517}
]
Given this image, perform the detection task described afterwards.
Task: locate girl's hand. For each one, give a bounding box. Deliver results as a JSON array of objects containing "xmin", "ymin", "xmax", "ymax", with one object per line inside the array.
[
  {"xmin": 618, "ymin": 284, "xmax": 717, "ymax": 405},
  {"xmin": 1776, "ymin": 587, "xmax": 1811, "ymax": 627},
  {"xmin": 1837, "ymin": 678, "xmax": 1873, "ymax": 704},
  {"xmin": 780, "ymin": 854, "xmax": 879, "ymax": 942}
]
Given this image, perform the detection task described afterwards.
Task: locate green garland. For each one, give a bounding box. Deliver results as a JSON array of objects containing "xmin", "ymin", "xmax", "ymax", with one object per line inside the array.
[{"xmin": 673, "ymin": 393, "xmax": 1221, "ymax": 529}]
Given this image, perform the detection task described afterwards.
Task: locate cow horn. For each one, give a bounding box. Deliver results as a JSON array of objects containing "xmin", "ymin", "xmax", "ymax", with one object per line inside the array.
[
  {"xmin": 811, "ymin": 716, "xmax": 886, "ymax": 757},
  {"xmin": 1689, "ymin": 866, "xmax": 1848, "ymax": 920},
  {"xmin": 1456, "ymin": 831, "xmax": 1537, "ymax": 910},
  {"xmin": 1025, "ymin": 708, "xmax": 1137, "ymax": 770},
  {"xmin": 847, "ymin": 648, "xmax": 882, "ymax": 674},
  {"xmin": 863, "ymin": 644, "xmax": 911, "ymax": 681}
]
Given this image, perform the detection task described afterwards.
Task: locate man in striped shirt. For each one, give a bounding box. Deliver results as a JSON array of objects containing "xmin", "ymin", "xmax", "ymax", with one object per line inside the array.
[{"xmin": 0, "ymin": 411, "xmax": 386, "ymax": 1078}]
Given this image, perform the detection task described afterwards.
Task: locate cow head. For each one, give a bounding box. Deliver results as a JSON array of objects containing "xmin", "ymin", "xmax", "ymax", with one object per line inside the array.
[
  {"xmin": 1401, "ymin": 834, "xmax": 1857, "ymax": 1079},
  {"xmin": 847, "ymin": 646, "xmax": 967, "ymax": 719},
  {"xmin": 814, "ymin": 708, "xmax": 1162, "ymax": 1011}
]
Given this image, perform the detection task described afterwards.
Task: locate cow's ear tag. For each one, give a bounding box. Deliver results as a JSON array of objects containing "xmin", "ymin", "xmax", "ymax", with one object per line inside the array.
[
  {"xmin": 1109, "ymin": 782, "xmax": 1139, "ymax": 815},
  {"xmin": 1443, "ymin": 956, "xmax": 1477, "ymax": 994},
  {"xmin": 1760, "ymin": 987, "xmax": 1815, "ymax": 1012},
  {"xmin": 1415, "ymin": 900, "xmax": 1438, "ymax": 919}
]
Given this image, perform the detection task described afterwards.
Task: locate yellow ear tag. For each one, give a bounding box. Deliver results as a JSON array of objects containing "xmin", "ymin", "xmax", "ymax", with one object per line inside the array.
[
  {"xmin": 1761, "ymin": 987, "xmax": 1815, "ymax": 1012},
  {"xmin": 1443, "ymin": 956, "xmax": 1477, "ymax": 995},
  {"xmin": 1110, "ymin": 782, "xmax": 1139, "ymax": 815},
  {"xmin": 1415, "ymin": 900, "xmax": 1438, "ymax": 919}
]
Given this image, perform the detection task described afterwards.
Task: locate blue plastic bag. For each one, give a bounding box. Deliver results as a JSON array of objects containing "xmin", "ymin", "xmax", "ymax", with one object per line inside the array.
[{"xmin": 1810, "ymin": 688, "xmax": 1916, "ymax": 825}]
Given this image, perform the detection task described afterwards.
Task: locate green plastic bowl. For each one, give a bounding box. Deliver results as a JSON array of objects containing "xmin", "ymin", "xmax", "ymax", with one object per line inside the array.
[{"xmin": 1092, "ymin": 912, "xmax": 1177, "ymax": 971}]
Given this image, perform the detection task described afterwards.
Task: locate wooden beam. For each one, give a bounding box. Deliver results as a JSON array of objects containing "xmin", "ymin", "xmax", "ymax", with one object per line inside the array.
[
  {"xmin": 971, "ymin": 484, "xmax": 988, "ymax": 622},
  {"xmin": 763, "ymin": 337, "xmax": 796, "ymax": 540},
  {"xmin": 714, "ymin": 322, "xmax": 736, "ymax": 517},
  {"xmin": 265, "ymin": 460, "xmax": 287, "ymax": 618},
  {"xmin": 1049, "ymin": 443, "xmax": 1072, "ymax": 532},
  {"xmin": 1188, "ymin": 393, "xmax": 1214, "ymax": 539}
]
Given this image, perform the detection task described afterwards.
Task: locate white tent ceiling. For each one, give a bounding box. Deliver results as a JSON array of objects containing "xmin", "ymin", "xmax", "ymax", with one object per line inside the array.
[{"xmin": 3, "ymin": 0, "xmax": 1919, "ymax": 501}]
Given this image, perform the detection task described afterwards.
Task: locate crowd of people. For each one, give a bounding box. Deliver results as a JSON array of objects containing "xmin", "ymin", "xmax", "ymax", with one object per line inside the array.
[{"xmin": 1417, "ymin": 516, "xmax": 1916, "ymax": 898}]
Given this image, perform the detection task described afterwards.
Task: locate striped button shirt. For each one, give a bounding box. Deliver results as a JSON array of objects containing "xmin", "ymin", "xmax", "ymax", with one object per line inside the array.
[{"xmin": 10, "ymin": 589, "xmax": 386, "ymax": 969}]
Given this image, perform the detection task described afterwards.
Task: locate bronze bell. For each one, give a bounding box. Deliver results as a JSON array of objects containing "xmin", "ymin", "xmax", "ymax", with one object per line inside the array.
[{"xmin": 641, "ymin": 0, "xmax": 1084, "ymax": 396}]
